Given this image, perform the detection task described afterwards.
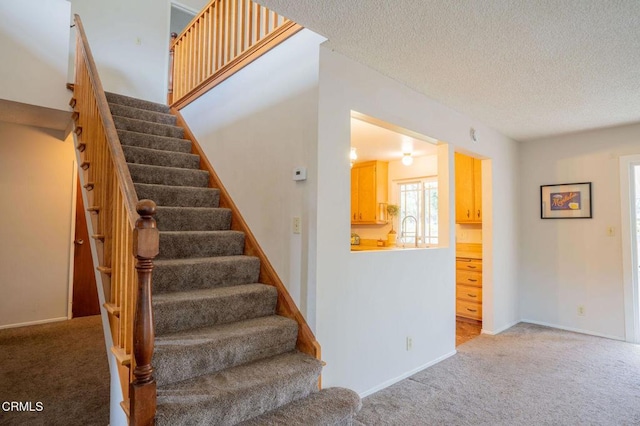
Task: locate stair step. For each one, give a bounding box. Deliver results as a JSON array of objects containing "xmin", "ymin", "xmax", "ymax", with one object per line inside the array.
[
  {"xmin": 155, "ymin": 206, "xmax": 231, "ymax": 231},
  {"xmin": 239, "ymin": 387, "xmax": 362, "ymax": 426},
  {"xmin": 155, "ymin": 351, "xmax": 322, "ymax": 426},
  {"xmin": 153, "ymin": 256, "xmax": 261, "ymax": 294},
  {"xmin": 118, "ymin": 130, "xmax": 192, "ymax": 154},
  {"xmin": 154, "ymin": 315, "xmax": 298, "ymax": 386},
  {"xmin": 105, "ymin": 92, "xmax": 170, "ymax": 114},
  {"xmin": 128, "ymin": 163, "xmax": 210, "ymax": 188},
  {"xmin": 134, "ymin": 183, "xmax": 220, "ymax": 208},
  {"xmin": 123, "ymin": 145, "xmax": 200, "ymax": 169},
  {"xmin": 113, "ymin": 115, "xmax": 184, "ymax": 139},
  {"xmin": 153, "ymin": 284, "xmax": 277, "ymax": 335},
  {"xmin": 109, "ymin": 103, "xmax": 176, "ymax": 126},
  {"xmin": 159, "ymin": 230, "xmax": 244, "ymax": 259}
]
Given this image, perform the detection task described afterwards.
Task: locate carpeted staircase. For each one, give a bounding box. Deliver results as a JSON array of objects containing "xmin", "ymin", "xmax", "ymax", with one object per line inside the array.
[{"xmin": 104, "ymin": 92, "xmax": 361, "ymax": 425}]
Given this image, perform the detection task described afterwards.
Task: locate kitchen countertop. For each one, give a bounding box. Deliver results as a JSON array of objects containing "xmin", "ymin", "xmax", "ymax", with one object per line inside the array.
[{"xmin": 456, "ymin": 242, "xmax": 482, "ymax": 259}]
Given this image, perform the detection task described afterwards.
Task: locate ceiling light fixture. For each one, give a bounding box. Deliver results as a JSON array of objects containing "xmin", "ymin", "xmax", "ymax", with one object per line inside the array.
[{"xmin": 402, "ymin": 152, "xmax": 413, "ymax": 166}]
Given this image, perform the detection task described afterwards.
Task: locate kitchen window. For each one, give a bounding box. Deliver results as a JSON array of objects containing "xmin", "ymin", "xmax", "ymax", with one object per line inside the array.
[{"xmin": 397, "ymin": 178, "xmax": 438, "ymax": 246}]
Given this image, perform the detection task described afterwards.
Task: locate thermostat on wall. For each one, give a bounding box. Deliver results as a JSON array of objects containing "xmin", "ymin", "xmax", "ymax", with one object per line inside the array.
[{"xmin": 293, "ymin": 167, "xmax": 307, "ymax": 181}]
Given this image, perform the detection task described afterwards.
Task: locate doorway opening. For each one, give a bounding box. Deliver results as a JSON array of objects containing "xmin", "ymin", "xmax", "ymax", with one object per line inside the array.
[
  {"xmin": 170, "ymin": 3, "xmax": 197, "ymax": 36},
  {"xmin": 619, "ymin": 156, "xmax": 640, "ymax": 344},
  {"xmin": 454, "ymin": 151, "xmax": 489, "ymax": 347}
]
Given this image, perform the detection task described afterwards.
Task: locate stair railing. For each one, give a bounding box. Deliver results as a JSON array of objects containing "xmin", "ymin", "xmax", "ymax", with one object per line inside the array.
[
  {"xmin": 168, "ymin": 0, "xmax": 302, "ymax": 108},
  {"xmin": 71, "ymin": 14, "xmax": 159, "ymax": 426}
]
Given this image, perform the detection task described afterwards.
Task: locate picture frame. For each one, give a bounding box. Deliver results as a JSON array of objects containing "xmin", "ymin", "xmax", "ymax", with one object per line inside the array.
[{"xmin": 540, "ymin": 182, "xmax": 592, "ymax": 219}]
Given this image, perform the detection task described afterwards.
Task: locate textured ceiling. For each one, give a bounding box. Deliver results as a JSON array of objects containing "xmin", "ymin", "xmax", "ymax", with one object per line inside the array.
[{"xmin": 256, "ymin": 0, "xmax": 640, "ymax": 141}]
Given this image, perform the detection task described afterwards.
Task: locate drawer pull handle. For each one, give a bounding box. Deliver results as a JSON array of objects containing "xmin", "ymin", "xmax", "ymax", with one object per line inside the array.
[
  {"xmin": 467, "ymin": 265, "xmax": 477, "ymax": 269},
  {"xmin": 467, "ymin": 294, "xmax": 477, "ymax": 298},
  {"xmin": 468, "ymin": 278, "xmax": 478, "ymax": 282},
  {"xmin": 466, "ymin": 308, "xmax": 477, "ymax": 313}
]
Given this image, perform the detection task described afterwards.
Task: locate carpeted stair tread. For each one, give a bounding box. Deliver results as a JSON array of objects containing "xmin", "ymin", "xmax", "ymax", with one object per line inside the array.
[
  {"xmin": 105, "ymin": 92, "xmax": 170, "ymax": 114},
  {"xmin": 128, "ymin": 163, "xmax": 210, "ymax": 187},
  {"xmin": 155, "ymin": 351, "xmax": 323, "ymax": 426},
  {"xmin": 153, "ymin": 284, "xmax": 277, "ymax": 335},
  {"xmin": 158, "ymin": 230, "xmax": 245, "ymax": 259},
  {"xmin": 109, "ymin": 102, "xmax": 177, "ymax": 125},
  {"xmin": 153, "ymin": 256, "xmax": 260, "ymax": 294},
  {"xmin": 134, "ymin": 183, "xmax": 220, "ymax": 208},
  {"xmin": 123, "ymin": 145, "xmax": 200, "ymax": 169},
  {"xmin": 113, "ymin": 115, "xmax": 184, "ymax": 138},
  {"xmin": 239, "ymin": 387, "xmax": 363, "ymax": 426},
  {"xmin": 155, "ymin": 206, "xmax": 231, "ymax": 231},
  {"xmin": 96, "ymin": 93, "xmax": 362, "ymax": 424},
  {"xmin": 118, "ymin": 130, "xmax": 192, "ymax": 154},
  {"xmin": 154, "ymin": 315, "xmax": 298, "ymax": 386}
]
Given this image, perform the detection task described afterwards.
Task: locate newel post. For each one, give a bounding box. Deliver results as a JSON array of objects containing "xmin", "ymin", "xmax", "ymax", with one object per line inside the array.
[
  {"xmin": 167, "ymin": 32, "xmax": 178, "ymax": 105},
  {"xmin": 130, "ymin": 200, "xmax": 159, "ymax": 426}
]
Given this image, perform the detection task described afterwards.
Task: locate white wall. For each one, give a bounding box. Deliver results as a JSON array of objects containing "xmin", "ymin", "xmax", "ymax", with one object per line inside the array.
[
  {"xmin": 181, "ymin": 29, "xmax": 326, "ymax": 321},
  {"xmin": 0, "ymin": 0, "xmax": 71, "ymax": 111},
  {"xmin": 70, "ymin": 0, "xmax": 174, "ymax": 103},
  {"xmin": 317, "ymin": 47, "xmax": 520, "ymax": 395},
  {"xmin": 0, "ymin": 122, "xmax": 76, "ymax": 328},
  {"xmin": 520, "ymin": 123, "xmax": 640, "ymax": 340}
]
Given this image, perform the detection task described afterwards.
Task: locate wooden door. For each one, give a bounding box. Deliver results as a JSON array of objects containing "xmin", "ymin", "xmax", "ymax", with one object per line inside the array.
[
  {"xmin": 72, "ymin": 175, "xmax": 100, "ymax": 317},
  {"xmin": 357, "ymin": 163, "xmax": 377, "ymax": 222},
  {"xmin": 455, "ymin": 153, "xmax": 475, "ymax": 223},
  {"xmin": 350, "ymin": 167, "xmax": 359, "ymax": 223},
  {"xmin": 473, "ymin": 158, "xmax": 482, "ymax": 221}
]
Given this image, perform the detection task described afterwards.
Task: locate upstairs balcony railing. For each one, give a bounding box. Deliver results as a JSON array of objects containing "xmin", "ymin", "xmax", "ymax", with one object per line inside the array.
[{"xmin": 168, "ymin": 0, "xmax": 302, "ymax": 108}]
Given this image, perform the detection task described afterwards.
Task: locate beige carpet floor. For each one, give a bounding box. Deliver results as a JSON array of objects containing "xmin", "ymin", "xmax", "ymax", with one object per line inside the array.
[
  {"xmin": 355, "ymin": 323, "xmax": 640, "ymax": 425},
  {"xmin": 0, "ymin": 316, "xmax": 109, "ymax": 426}
]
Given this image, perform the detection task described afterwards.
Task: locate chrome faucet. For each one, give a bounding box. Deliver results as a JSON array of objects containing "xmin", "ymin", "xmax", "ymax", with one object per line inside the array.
[{"xmin": 400, "ymin": 215, "xmax": 418, "ymax": 248}]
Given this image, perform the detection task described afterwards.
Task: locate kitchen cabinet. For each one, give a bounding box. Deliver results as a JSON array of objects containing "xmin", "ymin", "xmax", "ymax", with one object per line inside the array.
[
  {"xmin": 455, "ymin": 152, "xmax": 482, "ymax": 223},
  {"xmin": 456, "ymin": 257, "xmax": 482, "ymax": 321},
  {"xmin": 351, "ymin": 160, "xmax": 388, "ymax": 224}
]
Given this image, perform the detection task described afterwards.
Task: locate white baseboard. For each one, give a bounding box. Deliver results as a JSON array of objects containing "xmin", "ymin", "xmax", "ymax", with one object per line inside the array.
[
  {"xmin": 0, "ymin": 316, "xmax": 68, "ymax": 330},
  {"xmin": 481, "ymin": 319, "xmax": 521, "ymax": 335},
  {"xmin": 520, "ymin": 319, "xmax": 625, "ymax": 341},
  {"xmin": 359, "ymin": 350, "xmax": 457, "ymax": 398}
]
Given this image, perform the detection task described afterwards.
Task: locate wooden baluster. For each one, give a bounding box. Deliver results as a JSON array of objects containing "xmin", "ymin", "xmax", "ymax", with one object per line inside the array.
[
  {"xmin": 168, "ymin": 32, "xmax": 177, "ymax": 105},
  {"xmin": 130, "ymin": 200, "xmax": 159, "ymax": 426}
]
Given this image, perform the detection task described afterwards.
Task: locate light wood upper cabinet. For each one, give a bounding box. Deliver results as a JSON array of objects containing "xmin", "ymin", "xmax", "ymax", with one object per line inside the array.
[
  {"xmin": 351, "ymin": 160, "xmax": 388, "ymax": 224},
  {"xmin": 455, "ymin": 152, "xmax": 482, "ymax": 223}
]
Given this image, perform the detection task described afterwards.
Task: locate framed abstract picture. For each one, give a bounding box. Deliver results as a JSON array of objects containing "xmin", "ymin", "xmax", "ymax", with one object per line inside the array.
[{"xmin": 540, "ymin": 182, "xmax": 592, "ymax": 219}]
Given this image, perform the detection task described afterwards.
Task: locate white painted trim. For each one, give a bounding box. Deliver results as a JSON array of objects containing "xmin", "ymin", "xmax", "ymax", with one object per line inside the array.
[
  {"xmin": 358, "ymin": 350, "xmax": 457, "ymax": 398},
  {"xmin": 521, "ymin": 319, "xmax": 625, "ymax": 341},
  {"xmin": 0, "ymin": 317, "xmax": 68, "ymax": 330},
  {"xmin": 481, "ymin": 319, "xmax": 520, "ymax": 335},
  {"xmin": 619, "ymin": 155, "xmax": 640, "ymax": 344},
  {"xmin": 67, "ymin": 160, "xmax": 78, "ymax": 319}
]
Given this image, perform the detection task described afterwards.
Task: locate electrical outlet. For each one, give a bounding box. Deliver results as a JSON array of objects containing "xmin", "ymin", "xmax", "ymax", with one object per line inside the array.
[
  {"xmin": 406, "ymin": 336, "xmax": 413, "ymax": 351},
  {"xmin": 577, "ymin": 305, "xmax": 585, "ymax": 316},
  {"xmin": 293, "ymin": 217, "xmax": 301, "ymax": 234}
]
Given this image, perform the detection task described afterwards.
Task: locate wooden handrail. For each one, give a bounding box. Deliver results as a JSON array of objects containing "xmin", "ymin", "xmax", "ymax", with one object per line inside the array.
[
  {"xmin": 72, "ymin": 14, "xmax": 159, "ymax": 425},
  {"xmin": 74, "ymin": 14, "xmax": 139, "ymax": 223},
  {"xmin": 169, "ymin": 0, "xmax": 302, "ymax": 109},
  {"xmin": 173, "ymin": 108, "xmax": 321, "ymax": 361}
]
